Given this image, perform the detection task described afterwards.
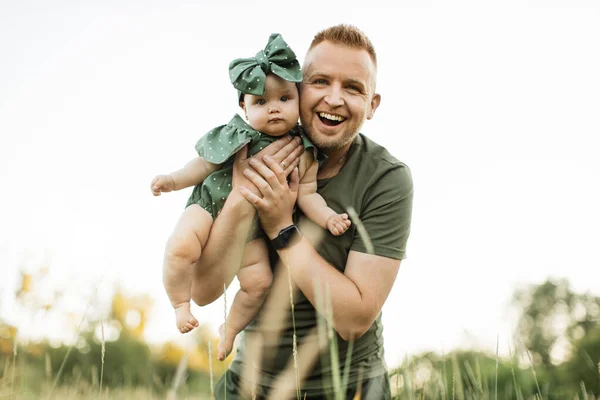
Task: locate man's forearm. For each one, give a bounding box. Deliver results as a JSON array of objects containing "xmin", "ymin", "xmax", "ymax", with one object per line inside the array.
[
  {"xmin": 276, "ymin": 238, "xmax": 371, "ymax": 341},
  {"xmin": 192, "ymin": 191, "xmax": 255, "ymax": 301}
]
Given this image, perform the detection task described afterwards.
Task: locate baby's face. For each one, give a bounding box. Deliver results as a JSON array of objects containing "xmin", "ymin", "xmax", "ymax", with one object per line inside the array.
[{"xmin": 241, "ymin": 74, "xmax": 300, "ymax": 136}]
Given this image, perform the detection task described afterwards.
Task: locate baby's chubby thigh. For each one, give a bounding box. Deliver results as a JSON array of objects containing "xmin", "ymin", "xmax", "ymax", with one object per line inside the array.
[
  {"xmin": 237, "ymin": 238, "xmax": 273, "ymax": 298},
  {"xmin": 165, "ymin": 204, "xmax": 214, "ymax": 264}
]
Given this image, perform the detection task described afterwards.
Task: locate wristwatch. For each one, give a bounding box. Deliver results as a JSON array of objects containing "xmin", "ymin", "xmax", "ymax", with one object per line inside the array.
[{"xmin": 270, "ymin": 225, "xmax": 301, "ymax": 250}]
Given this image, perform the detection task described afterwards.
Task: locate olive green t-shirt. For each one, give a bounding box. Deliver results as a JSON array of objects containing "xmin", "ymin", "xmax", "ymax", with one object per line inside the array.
[{"xmin": 229, "ymin": 133, "xmax": 413, "ymax": 393}]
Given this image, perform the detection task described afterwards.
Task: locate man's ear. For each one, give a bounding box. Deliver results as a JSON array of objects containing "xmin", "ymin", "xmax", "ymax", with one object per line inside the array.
[{"xmin": 366, "ymin": 93, "xmax": 381, "ymax": 120}]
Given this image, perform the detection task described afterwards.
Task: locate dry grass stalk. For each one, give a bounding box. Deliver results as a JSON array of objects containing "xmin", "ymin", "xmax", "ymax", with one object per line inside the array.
[
  {"xmin": 240, "ymin": 332, "xmax": 263, "ymax": 399},
  {"xmin": 167, "ymin": 352, "xmax": 188, "ymax": 400},
  {"xmin": 267, "ymin": 327, "xmax": 325, "ymax": 400},
  {"xmin": 208, "ymin": 340, "xmax": 215, "ymax": 400},
  {"xmin": 223, "ymin": 283, "xmax": 228, "ymax": 400},
  {"xmin": 255, "ymin": 261, "xmax": 297, "ymax": 370},
  {"xmin": 49, "ymin": 276, "xmax": 103, "ymax": 398}
]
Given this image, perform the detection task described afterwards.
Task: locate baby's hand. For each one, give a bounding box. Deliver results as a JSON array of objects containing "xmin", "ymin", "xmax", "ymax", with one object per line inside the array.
[
  {"xmin": 150, "ymin": 175, "xmax": 175, "ymax": 196},
  {"xmin": 326, "ymin": 213, "xmax": 351, "ymax": 236}
]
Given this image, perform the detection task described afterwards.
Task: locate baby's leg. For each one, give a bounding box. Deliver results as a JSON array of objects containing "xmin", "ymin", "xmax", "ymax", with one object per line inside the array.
[
  {"xmin": 163, "ymin": 204, "xmax": 213, "ymax": 333},
  {"xmin": 218, "ymin": 238, "xmax": 272, "ymax": 361}
]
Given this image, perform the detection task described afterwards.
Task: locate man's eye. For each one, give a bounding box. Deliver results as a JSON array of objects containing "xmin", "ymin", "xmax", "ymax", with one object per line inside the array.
[
  {"xmin": 347, "ymin": 85, "xmax": 361, "ymax": 92},
  {"xmin": 314, "ymin": 79, "xmax": 327, "ymax": 85},
  {"xmin": 280, "ymin": 96, "xmax": 289, "ymax": 102}
]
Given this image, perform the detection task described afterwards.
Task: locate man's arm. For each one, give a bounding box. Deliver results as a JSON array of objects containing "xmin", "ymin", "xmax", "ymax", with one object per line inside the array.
[
  {"xmin": 279, "ymin": 242, "xmax": 400, "ymax": 340},
  {"xmin": 190, "ymin": 137, "xmax": 304, "ymax": 304},
  {"xmin": 241, "ymin": 156, "xmax": 411, "ymax": 341}
]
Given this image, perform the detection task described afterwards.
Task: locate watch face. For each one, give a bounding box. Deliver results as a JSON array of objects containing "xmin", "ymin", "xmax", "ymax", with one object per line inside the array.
[
  {"xmin": 281, "ymin": 227, "xmax": 294, "ymax": 243},
  {"xmin": 273, "ymin": 225, "xmax": 300, "ymax": 249}
]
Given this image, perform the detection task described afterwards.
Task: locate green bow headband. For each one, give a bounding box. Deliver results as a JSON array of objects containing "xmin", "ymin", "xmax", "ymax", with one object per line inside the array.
[{"xmin": 229, "ymin": 33, "xmax": 302, "ymax": 102}]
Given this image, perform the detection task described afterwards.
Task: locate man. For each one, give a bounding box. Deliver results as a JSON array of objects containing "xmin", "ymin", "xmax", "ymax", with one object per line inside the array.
[{"xmin": 198, "ymin": 25, "xmax": 413, "ymax": 399}]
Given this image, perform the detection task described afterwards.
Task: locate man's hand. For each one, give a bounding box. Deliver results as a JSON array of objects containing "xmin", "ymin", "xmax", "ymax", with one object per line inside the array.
[
  {"xmin": 232, "ymin": 135, "xmax": 303, "ymax": 198},
  {"xmin": 150, "ymin": 175, "xmax": 175, "ymax": 196},
  {"xmin": 240, "ymin": 155, "xmax": 300, "ymax": 238}
]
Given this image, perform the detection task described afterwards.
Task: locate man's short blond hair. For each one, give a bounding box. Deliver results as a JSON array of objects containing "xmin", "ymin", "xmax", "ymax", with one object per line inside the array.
[{"xmin": 308, "ymin": 24, "xmax": 377, "ymax": 69}]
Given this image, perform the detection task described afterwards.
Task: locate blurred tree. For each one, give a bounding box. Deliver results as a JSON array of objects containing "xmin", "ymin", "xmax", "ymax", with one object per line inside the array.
[
  {"xmin": 512, "ymin": 278, "xmax": 600, "ymax": 392},
  {"xmin": 109, "ymin": 286, "xmax": 153, "ymax": 340}
]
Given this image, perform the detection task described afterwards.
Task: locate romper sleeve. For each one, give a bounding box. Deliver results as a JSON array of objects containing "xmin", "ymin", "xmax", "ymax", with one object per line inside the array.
[{"xmin": 195, "ymin": 114, "xmax": 261, "ymax": 164}]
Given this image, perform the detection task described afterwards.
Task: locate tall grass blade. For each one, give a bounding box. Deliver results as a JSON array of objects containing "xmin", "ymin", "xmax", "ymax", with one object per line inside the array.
[
  {"xmin": 451, "ymin": 354, "xmax": 465, "ymax": 400},
  {"xmin": 347, "ymin": 207, "xmax": 373, "ymax": 254},
  {"xmin": 341, "ymin": 337, "xmax": 354, "ymax": 395},
  {"xmin": 524, "ymin": 350, "xmax": 542, "ymax": 400},
  {"xmin": 286, "ymin": 263, "xmax": 301, "ymax": 400},
  {"xmin": 463, "ymin": 360, "xmax": 482, "ymax": 395},
  {"xmin": 507, "ymin": 343, "xmax": 523, "ymax": 400},
  {"xmin": 100, "ymin": 319, "xmax": 105, "ymax": 394},
  {"xmin": 10, "ymin": 336, "xmax": 16, "ymax": 396},
  {"xmin": 495, "ymin": 334, "xmax": 499, "ymax": 400},
  {"xmin": 580, "ymin": 381, "xmax": 587, "ymax": 400},
  {"xmin": 323, "ymin": 285, "xmax": 343, "ymax": 400}
]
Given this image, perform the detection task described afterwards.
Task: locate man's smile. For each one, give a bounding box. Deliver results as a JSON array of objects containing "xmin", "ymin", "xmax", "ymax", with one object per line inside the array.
[{"xmin": 318, "ymin": 112, "xmax": 347, "ymax": 126}]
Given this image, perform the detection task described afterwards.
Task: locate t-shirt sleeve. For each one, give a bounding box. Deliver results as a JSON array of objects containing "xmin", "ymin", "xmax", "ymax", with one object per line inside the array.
[{"xmin": 351, "ymin": 164, "xmax": 413, "ymax": 260}]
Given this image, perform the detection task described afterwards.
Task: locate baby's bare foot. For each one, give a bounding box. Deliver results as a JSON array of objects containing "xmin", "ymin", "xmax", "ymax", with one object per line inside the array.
[
  {"xmin": 217, "ymin": 323, "xmax": 236, "ymax": 361},
  {"xmin": 174, "ymin": 303, "xmax": 199, "ymax": 334},
  {"xmin": 326, "ymin": 213, "xmax": 351, "ymax": 236}
]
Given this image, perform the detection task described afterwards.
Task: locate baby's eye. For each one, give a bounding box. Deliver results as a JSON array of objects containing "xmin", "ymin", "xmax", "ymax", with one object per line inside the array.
[
  {"xmin": 280, "ymin": 95, "xmax": 289, "ymax": 102},
  {"xmin": 257, "ymin": 99, "xmax": 266, "ymax": 105}
]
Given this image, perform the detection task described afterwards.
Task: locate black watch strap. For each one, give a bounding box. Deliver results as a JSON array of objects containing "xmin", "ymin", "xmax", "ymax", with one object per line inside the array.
[{"xmin": 270, "ymin": 225, "xmax": 301, "ymax": 250}]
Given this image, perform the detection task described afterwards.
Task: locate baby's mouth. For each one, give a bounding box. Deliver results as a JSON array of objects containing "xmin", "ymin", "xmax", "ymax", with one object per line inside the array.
[{"xmin": 318, "ymin": 112, "xmax": 346, "ymax": 126}]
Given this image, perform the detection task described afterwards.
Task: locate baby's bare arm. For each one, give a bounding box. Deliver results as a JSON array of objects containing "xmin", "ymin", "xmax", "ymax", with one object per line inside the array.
[
  {"xmin": 171, "ymin": 157, "xmax": 220, "ymax": 190},
  {"xmin": 297, "ymin": 158, "xmax": 350, "ymax": 235},
  {"xmin": 151, "ymin": 157, "xmax": 220, "ymax": 195}
]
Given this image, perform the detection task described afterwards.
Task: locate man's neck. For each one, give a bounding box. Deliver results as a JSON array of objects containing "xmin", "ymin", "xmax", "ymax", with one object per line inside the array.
[{"xmin": 318, "ymin": 143, "xmax": 352, "ymax": 179}]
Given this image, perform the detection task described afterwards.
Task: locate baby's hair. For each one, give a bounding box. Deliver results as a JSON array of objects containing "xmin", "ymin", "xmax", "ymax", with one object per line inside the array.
[{"xmin": 309, "ymin": 24, "xmax": 377, "ymax": 69}]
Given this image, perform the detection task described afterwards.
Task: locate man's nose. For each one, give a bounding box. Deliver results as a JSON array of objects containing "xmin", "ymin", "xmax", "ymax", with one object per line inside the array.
[{"xmin": 324, "ymin": 85, "xmax": 344, "ymax": 107}]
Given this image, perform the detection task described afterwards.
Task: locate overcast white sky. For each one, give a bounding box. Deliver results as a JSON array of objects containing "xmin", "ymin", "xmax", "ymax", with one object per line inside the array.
[{"xmin": 1, "ymin": 0, "xmax": 599, "ymax": 366}]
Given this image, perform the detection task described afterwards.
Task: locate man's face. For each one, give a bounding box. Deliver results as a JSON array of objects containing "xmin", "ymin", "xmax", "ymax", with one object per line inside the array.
[
  {"xmin": 242, "ymin": 74, "xmax": 300, "ymax": 136},
  {"xmin": 300, "ymin": 41, "xmax": 381, "ymax": 152}
]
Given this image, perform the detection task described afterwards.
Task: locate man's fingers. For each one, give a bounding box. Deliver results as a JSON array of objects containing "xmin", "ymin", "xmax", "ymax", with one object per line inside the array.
[
  {"xmin": 243, "ymin": 168, "xmax": 273, "ymax": 197},
  {"xmin": 255, "ymin": 135, "xmax": 294, "ymax": 159},
  {"xmin": 251, "ymin": 156, "xmax": 284, "ymax": 186},
  {"xmin": 284, "ymin": 157, "xmax": 301, "ymax": 176},
  {"xmin": 270, "ymin": 136, "xmax": 302, "ymax": 163},
  {"xmin": 240, "ymin": 186, "xmax": 265, "ymax": 209},
  {"xmin": 262, "ymin": 156, "xmax": 286, "ymax": 185},
  {"xmin": 280, "ymin": 144, "xmax": 304, "ymax": 173}
]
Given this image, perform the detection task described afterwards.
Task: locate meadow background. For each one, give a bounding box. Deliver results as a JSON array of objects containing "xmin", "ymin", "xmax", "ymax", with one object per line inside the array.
[{"xmin": 1, "ymin": 0, "xmax": 599, "ymax": 398}]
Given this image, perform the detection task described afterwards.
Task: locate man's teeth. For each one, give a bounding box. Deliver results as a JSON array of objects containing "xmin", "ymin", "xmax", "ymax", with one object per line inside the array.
[{"xmin": 319, "ymin": 112, "xmax": 345, "ymax": 122}]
